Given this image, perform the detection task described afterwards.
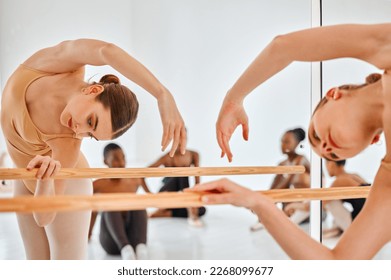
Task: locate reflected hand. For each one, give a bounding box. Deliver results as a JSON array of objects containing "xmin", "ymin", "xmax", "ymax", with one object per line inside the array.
[
  {"xmin": 216, "ymin": 98, "xmax": 249, "ymax": 162},
  {"xmin": 283, "ymin": 202, "xmax": 306, "ymax": 217},
  {"xmin": 188, "ymin": 178, "xmax": 271, "ymax": 210},
  {"xmin": 157, "ymin": 91, "xmax": 187, "ymax": 157}
]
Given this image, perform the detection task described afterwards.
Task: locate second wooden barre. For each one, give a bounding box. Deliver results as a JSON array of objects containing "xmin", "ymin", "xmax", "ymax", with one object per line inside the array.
[
  {"xmin": 0, "ymin": 166, "xmax": 305, "ymax": 180},
  {"xmin": 0, "ymin": 186, "xmax": 370, "ymax": 213}
]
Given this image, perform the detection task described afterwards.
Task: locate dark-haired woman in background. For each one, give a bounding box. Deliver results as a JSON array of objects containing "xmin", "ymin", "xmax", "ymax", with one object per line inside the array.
[
  {"xmin": 251, "ymin": 128, "xmax": 311, "ymax": 231},
  {"xmin": 0, "ymin": 39, "xmax": 186, "ymax": 259}
]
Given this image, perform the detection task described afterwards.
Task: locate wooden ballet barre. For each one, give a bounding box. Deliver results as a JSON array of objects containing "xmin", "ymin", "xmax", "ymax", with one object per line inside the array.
[
  {"xmin": 0, "ymin": 166, "xmax": 304, "ymax": 180},
  {"xmin": 0, "ymin": 186, "xmax": 370, "ymax": 213}
]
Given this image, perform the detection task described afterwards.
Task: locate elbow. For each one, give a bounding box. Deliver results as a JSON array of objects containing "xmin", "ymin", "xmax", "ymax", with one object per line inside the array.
[
  {"xmin": 268, "ymin": 35, "xmax": 291, "ymax": 62},
  {"xmin": 99, "ymin": 42, "xmax": 118, "ymax": 63}
]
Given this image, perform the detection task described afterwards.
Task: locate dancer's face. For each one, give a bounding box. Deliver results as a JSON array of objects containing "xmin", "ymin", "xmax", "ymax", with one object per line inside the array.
[
  {"xmin": 281, "ymin": 132, "xmax": 298, "ymax": 155},
  {"xmin": 105, "ymin": 149, "xmax": 126, "ymax": 168},
  {"xmin": 60, "ymin": 85, "xmax": 112, "ymax": 140},
  {"xmin": 309, "ymin": 88, "xmax": 377, "ymax": 160}
]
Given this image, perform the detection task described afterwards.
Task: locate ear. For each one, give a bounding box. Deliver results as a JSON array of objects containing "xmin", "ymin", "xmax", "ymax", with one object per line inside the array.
[
  {"xmin": 103, "ymin": 159, "xmax": 108, "ymax": 166},
  {"xmin": 325, "ymin": 88, "xmax": 342, "ymax": 100},
  {"xmin": 82, "ymin": 85, "xmax": 104, "ymax": 96},
  {"xmin": 371, "ymin": 134, "xmax": 381, "ymax": 145}
]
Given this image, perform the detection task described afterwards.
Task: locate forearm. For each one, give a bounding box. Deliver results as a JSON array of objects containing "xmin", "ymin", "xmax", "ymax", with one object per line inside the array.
[
  {"xmin": 252, "ymin": 198, "xmax": 334, "ymax": 259},
  {"xmin": 101, "ymin": 44, "xmax": 168, "ymax": 99},
  {"xmin": 226, "ymin": 38, "xmax": 291, "ymax": 103}
]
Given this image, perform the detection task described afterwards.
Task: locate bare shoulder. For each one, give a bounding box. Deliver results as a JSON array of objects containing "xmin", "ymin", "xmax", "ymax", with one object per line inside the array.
[
  {"xmin": 93, "ymin": 179, "xmax": 110, "ymax": 193},
  {"xmin": 330, "ymin": 176, "xmax": 357, "ymax": 188}
]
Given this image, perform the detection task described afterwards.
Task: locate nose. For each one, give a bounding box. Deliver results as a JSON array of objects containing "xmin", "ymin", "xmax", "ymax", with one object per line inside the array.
[{"xmin": 322, "ymin": 141, "xmax": 332, "ymax": 153}]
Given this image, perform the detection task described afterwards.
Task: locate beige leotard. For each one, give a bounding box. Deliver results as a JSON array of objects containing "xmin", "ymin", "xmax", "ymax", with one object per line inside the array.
[{"xmin": 1, "ymin": 64, "xmax": 75, "ymax": 192}]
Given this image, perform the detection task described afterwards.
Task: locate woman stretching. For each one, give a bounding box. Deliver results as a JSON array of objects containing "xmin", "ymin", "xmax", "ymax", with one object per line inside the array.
[{"xmin": 1, "ymin": 39, "xmax": 186, "ymax": 259}]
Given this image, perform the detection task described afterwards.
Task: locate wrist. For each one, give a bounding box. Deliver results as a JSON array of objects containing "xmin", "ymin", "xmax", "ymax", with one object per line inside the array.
[
  {"xmin": 249, "ymin": 194, "xmax": 274, "ymax": 215},
  {"xmin": 224, "ymin": 89, "xmax": 245, "ymax": 105},
  {"xmin": 155, "ymin": 86, "xmax": 171, "ymax": 101}
]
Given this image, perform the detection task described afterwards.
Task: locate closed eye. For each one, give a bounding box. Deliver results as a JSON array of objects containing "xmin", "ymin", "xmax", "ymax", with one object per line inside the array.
[{"xmin": 330, "ymin": 152, "xmax": 339, "ymax": 160}]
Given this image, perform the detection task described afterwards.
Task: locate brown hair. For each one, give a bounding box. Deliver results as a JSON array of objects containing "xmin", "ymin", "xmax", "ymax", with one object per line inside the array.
[
  {"xmin": 312, "ymin": 73, "xmax": 382, "ymax": 116},
  {"xmin": 95, "ymin": 74, "xmax": 139, "ymax": 139}
]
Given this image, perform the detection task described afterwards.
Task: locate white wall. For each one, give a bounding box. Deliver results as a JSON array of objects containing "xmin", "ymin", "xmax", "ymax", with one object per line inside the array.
[
  {"xmin": 129, "ymin": 0, "xmax": 312, "ymax": 188},
  {"xmin": 0, "ymin": 0, "xmax": 313, "ymax": 190}
]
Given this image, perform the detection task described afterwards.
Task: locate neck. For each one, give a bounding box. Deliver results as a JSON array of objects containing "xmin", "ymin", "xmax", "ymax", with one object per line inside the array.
[
  {"xmin": 286, "ymin": 152, "xmax": 298, "ymax": 161},
  {"xmin": 333, "ymin": 168, "xmax": 347, "ymax": 177},
  {"xmin": 357, "ymin": 82, "xmax": 384, "ymax": 133}
]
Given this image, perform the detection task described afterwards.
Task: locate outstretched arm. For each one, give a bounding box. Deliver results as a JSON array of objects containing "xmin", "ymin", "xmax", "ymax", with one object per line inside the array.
[
  {"xmin": 24, "ymin": 39, "xmax": 186, "ymax": 155},
  {"xmin": 217, "ymin": 23, "xmax": 391, "ymax": 161},
  {"xmin": 191, "ymin": 168, "xmax": 391, "ymax": 259}
]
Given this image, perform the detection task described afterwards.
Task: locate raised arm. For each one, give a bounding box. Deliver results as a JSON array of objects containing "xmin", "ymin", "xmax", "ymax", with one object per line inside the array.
[
  {"xmin": 217, "ymin": 23, "xmax": 391, "ymax": 161},
  {"xmin": 24, "ymin": 39, "xmax": 186, "ymax": 155}
]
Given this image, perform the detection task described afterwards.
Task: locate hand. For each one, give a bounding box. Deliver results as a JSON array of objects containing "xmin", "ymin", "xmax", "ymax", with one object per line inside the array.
[
  {"xmin": 157, "ymin": 91, "xmax": 187, "ymax": 157},
  {"xmin": 188, "ymin": 178, "xmax": 272, "ymax": 210},
  {"xmin": 26, "ymin": 155, "xmax": 61, "ymax": 180},
  {"xmin": 283, "ymin": 202, "xmax": 307, "ymax": 216},
  {"xmin": 216, "ymin": 98, "xmax": 249, "ymax": 162}
]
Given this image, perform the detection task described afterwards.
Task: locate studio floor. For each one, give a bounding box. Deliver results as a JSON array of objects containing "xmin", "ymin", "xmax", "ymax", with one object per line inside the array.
[{"xmin": 1, "ymin": 189, "xmax": 391, "ymax": 260}]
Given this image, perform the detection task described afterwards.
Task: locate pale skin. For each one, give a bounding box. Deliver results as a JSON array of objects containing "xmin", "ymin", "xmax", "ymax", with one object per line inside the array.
[
  {"xmin": 7, "ymin": 39, "xmax": 186, "ymax": 259},
  {"xmin": 192, "ymin": 23, "xmax": 391, "ymax": 259}
]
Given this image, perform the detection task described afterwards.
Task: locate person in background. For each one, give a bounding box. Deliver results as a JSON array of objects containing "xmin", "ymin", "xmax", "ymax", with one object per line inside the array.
[
  {"xmin": 251, "ymin": 128, "xmax": 311, "ymax": 231},
  {"xmin": 322, "ymin": 159, "xmax": 369, "ymax": 238},
  {"xmin": 89, "ymin": 143, "xmax": 150, "ymax": 260},
  {"xmin": 148, "ymin": 135, "xmax": 206, "ymax": 227}
]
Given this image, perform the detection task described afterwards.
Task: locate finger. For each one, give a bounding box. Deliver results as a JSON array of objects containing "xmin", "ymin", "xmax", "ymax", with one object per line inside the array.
[
  {"xmin": 160, "ymin": 123, "xmax": 169, "ymax": 149},
  {"xmin": 169, "ymin": 125, "xmax": 181, "ymax": 157},
  {"xmin": 201, "ymin": 193, "xmax": 236, "ymax": 205},
  {"xmin": 191, "ymin": 179, "xmax": 231, "ymax": 192},
  {"xmin": 180, "ymin": 126, "xmax": 187, "ymax": 155},
  {"xmin": 242, "ymin": 122, "xmax": 249, "ymax": 141},
  {"xmin": 217, "ymin": 131, "xmax": 227, "ymax": 159},
  {"xmin": 222, "ymin": 135, "xmax": 233, "ymax": 162},
  {"xmin": 220, "ymin": 151, "xmax": 225, "ymax": 158},
  {"xmin": 36, "ymin": 160, "xmax": 50, "ymax": 179},
  {"xmin": 216, "ymin": 130, "xmax": 225, "ymax": 154},
  {"xmin": 162, "ymin": 124, "xmax": 174, "ymax": 152},
  {"xmin": 26, "ymin": 156, "xmax": 42, "ymax": 170},
  {"xmin": 43, "ymin": 161, "xmax": 57, "ymax": 179},
  {"xmin": 51, "ymin": 161, "xmax": 61, "ymax": 177}
]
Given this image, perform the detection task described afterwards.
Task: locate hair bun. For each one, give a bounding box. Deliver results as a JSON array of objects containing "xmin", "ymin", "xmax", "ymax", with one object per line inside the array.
[
  {"xmin": 292, "ymin": 128, "xmax": 306, "ymax": 142},
  {"xmin": 365, "ymin": 73, "xmax": 382, "ymax": 84},
  {"xmin": 100, "ymin": 74, "xmax": 120, "ymax": 85}
]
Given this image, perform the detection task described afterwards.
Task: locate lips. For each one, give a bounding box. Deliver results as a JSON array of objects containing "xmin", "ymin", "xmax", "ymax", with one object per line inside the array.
[{"xmin": 328, "ymin": 134, "xmax": 341, "ymax": 149}]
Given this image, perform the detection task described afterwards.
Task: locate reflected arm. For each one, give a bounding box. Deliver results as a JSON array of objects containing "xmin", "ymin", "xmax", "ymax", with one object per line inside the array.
[{"xmin": 226, "ymin": 23, "xmax": 391, "ymax": 103}]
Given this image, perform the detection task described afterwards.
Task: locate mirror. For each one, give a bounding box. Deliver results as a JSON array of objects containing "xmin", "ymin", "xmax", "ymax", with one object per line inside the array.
[{"xmin": 321, "ymin": 0, "xmax": 391, "ymax": 259}]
